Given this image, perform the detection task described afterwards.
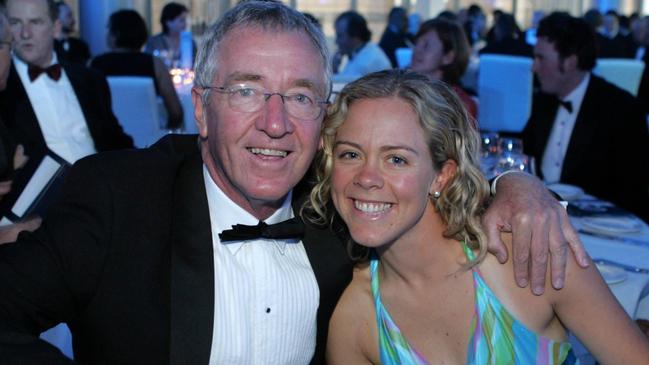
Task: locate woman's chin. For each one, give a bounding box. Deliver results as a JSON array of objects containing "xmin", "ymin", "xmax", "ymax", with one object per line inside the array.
[{"xmin": 350, "ymin": 232, "xmax": 391, "ymax": 249}]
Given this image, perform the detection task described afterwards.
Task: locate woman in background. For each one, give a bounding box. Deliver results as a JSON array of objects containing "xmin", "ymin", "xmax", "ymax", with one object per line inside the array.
[
  {"xmin": 410, "ymin": 17, "xmax": 478, "ymax": 122},
  {"xmin": 144, "ymin": 2, "xmax": 196, "ymax": 65},
  {"xmin": 91, "ymin": 10, "xmax": 183, "ymax": 130},
  {"xmin": 308, "ymin": 70, "xmax": 649, "ymax": 364}
]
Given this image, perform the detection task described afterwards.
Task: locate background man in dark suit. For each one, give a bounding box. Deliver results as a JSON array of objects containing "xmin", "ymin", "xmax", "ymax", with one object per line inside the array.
[
  {"xmin": 0, "ymin": 0, "xmax": 132, "ymax": 169},
  {"xmin": 523, "ymin": 12, "xmax": 649, "ymax": 222},
  {"xmin": 53, "ymin": 0, "xmax": 90, "ymax": 65},
  {"xmin": 0, "ymin": 2, "xmax": 588, "ymax": 364},
  {"xmin": 378, "ymin": 7, "xmax": 413, "ymax": 68}
]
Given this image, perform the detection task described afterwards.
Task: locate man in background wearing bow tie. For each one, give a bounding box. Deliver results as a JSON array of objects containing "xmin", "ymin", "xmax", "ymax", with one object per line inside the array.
[
  {"xmin": 0, "ymin": 0, "xmax": 132, "ymax": 170},
  {"xmin": 0, "ymin": 2, "xmax": 589, "ymax": 364},
  {"xmin": 523, "ymin": 12, "xmax": 649, "ymax": 222}
]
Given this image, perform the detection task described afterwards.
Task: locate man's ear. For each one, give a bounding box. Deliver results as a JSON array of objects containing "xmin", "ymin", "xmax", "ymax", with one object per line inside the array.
[
  {"xmin": 563, "ymin": 54, "xmax": 579, "ymax": 72},
  {"xmin": 430, "ymin": 159, "xmax": 458, "ymax": 195},
  {"xmin": 192, "ymin": 88, "xmax": 208, "ymax": 138}
]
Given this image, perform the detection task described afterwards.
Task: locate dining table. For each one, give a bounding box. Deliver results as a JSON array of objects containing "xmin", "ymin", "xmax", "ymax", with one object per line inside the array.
[{"xmin": 539, "ymin": 185, "xmax": 649, "ymax": 364}]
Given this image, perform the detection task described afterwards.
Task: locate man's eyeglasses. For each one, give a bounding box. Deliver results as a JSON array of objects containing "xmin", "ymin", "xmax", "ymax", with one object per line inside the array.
[{"xmin": 205, "ymin": 84, "xmax": 329, "ymax": 120}]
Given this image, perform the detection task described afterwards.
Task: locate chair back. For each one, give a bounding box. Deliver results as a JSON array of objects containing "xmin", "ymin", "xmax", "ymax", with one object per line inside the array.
[
  {"xmin": 107, "ymin": 77, "xmax": 163, "ymax": 148},
  {"xmin": 593, "ymin": 58, "xmax": 645, "ymax": 96},
  {"xmin": 395, "ymin": 47, "xmax": 413, "ymax": 69},
  {"xmin": 478, "ymin": 55, "xmax": 533, "ymax": 133},
  {"xmin": 40, "ymin": 323, "xmax": 73, "ymax": 359}
]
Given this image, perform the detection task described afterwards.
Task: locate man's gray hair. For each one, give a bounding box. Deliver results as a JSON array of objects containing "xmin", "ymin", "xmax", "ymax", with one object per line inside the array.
[{"xmin": 194, "ymin": 0, "xmax": 331, "ymax": 105}]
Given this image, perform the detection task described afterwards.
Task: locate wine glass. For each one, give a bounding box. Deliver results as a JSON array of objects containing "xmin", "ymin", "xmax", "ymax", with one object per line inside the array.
[{"xmin": 498, "ymin": 137, "xmax": 524, "ymax": 155}]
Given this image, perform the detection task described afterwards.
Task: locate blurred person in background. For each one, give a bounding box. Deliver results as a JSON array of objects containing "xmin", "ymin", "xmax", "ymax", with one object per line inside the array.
[
  {"xmin": 379, "ymin": 7, "xmax": 413, "ymax": 68},
  {"xmin": 411, "ymin": 17, "xmax": 477, "ymax": 121},
  {"xmin": 53, "ymin": 0, "xmax": 89, "ymax": 65},
  {"xmin": 523, "ymin": 12, "xmax": 649, "ymax": 222},
  {"xmin": 0, "ymin": 2, "xmax": 41, "ymax": 244},
  {"xmin": 596, "ymin": 10, "xmax": 635, "ymax": 58},
  {"xmin": 463, "ymin": 4, "xmax": 487, "ymax": 52},
  {"xmin": 332, "ymin": 10, "xmax": 391, "ymax": 82},
  {"xmin": 630, "ymin": 12, "xmax": 646, "ymax": 59},
  {"xmin": 91, "ymin": 9, "xmax": 183, "ymax": 130},
  {"xmin": 144, "ymin": 2, "xmax": 196, "ymax": 66},
  {"xmin": 485, "ymin": 8, "xmax": 504, "ymax": 44},
  {"xmin": 636, "ymin": 15, "xmax": 649, "ymax": 115},
  {"xmin": 480, "ymin": 12, "xmax": 533, "ymax": 57},
  {"xmin": 480, "ymin": 13, "xmax": 533, "ymax": 58}
]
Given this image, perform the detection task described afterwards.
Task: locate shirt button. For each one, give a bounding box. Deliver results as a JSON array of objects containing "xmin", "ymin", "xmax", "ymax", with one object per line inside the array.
[{"xmin": 266, "ymin": 308, "xmax": 271, "ymax": 313}]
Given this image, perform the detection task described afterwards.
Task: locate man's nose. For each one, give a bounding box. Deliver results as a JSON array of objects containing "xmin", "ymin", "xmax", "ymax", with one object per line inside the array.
[
  {"xmin": 256, "ymin": 94, "xmax": 294, "ymax": 138},
  {"xmin": 19, "ymin": 24, "xmax": 32, "ymax": 39}
]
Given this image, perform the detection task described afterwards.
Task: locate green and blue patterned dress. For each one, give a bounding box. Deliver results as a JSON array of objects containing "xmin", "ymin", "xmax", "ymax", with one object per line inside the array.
[{"xmin": 370, "ymin": 245, "xmax": 579, "ymax": 364}]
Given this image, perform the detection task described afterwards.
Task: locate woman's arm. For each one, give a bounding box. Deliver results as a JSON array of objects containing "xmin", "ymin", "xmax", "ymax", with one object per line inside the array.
[
  {"xmin": 553, "ymin": 256, "xmax": 649, "ymax": 364},
  {"xmin": 327, "ymin": 268, "xmax": 375, "ymax": 365},
  {"xmin": 153, "ymin": 57, "xmax": 184, "ymax": 130}
]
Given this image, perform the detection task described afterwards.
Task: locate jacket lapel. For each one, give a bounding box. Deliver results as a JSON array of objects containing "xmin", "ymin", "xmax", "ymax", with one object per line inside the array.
[
  {"xmin": 1, "ymin": 64, "xmax": 47, "ymax": 154},
  {"xmin": 561, "ymin": 76, "xmax": 599, "ymax": 181},
  {"xmin": 63, "ymin": 64, "xmax": 101, "ymax": 141},
  {"xmin": 169, "ymin": 152, "xmax": 214, "ymax": 365}
]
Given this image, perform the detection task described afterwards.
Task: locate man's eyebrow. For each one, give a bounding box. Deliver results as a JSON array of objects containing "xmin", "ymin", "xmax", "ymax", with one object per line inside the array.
[
  {"xmin": 223, "ymin": 73, "xmax": 325, "ymax": 95},
  {"xmin": 224, "ymin": 72, "xmax": 262, "ymax": 84},
  {"xmin": 293, "ymin": 79, "xmax": 327, "ymax": 97}
]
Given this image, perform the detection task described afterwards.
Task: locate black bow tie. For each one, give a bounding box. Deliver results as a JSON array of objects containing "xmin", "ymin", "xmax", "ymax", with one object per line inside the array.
[
  {"xmin": 28, "ymin": 64, "xmax": 62, "ymax": 82},
  {"xmin": 218, "ymin": 217, "xmax": 305, "ymax": 243},
  {"xmin": 558, "ymin": 99, "xmax": 572, "ymax": 113}
]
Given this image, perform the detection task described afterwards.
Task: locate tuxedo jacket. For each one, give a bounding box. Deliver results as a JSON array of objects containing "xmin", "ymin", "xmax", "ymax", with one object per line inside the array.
[
  {"xmin": 0, "ymin": 135, "xmax": 353, "ymax": 364},
  {"xmin": 0, "ymin": 62, "xmax": 134, "ymax": 165},
  {"xmin": 522, "ymin": 74, "xmax": 649, "ymax": 222}
]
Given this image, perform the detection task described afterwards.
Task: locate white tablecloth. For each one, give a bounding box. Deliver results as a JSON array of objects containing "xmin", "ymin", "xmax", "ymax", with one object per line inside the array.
[{"xmin": 574, "ymin": 215, "xmax": 649, "ymax": 318}]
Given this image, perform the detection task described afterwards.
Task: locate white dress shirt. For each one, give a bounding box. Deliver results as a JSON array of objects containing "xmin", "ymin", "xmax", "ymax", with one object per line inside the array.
[
  {"xmin": 334, "ymin": 42, "xmax": 391, "ymax": 82},
  {"xmin": 13, "ymin": 53, "xmax": 96, "ymax": 163},
  {"xmin": 541, "ymin": 73, "xmax": 590, "ymax": 183},
  {"xmin": 203, "ymin": 166, "xmax": 319, "ymax": 365}
]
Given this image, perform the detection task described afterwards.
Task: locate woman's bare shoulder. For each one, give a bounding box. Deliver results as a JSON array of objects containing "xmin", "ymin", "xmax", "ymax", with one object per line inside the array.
[{"xmin": 327, "ymin": 263, "xmax": 377, "ymax": 365}]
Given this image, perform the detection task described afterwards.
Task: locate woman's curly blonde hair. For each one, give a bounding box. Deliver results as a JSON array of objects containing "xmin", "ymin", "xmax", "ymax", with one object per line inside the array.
[{"xmin": 302, "ymin": 69, "xmax": 490, "ymax": 267}]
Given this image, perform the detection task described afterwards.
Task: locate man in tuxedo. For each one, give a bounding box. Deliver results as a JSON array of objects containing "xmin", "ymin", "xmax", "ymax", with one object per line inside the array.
[
  {"xmin": 523, "ymin": 12, "xmax": 649, "ymax": 222},
  {"xmin": 53, "ymin": 0, "xmax": 90, "ymax": 65},
  {"xmin": 0, "ymin": 2, "xmax": 588, "ymax": 364},
  {"xmin": 0, "ymin": 0, "xmax": 132, "ymax": 169},
  {"xmin": 598, "ymin": 10, "xmax": 636, "ymax": 58}
]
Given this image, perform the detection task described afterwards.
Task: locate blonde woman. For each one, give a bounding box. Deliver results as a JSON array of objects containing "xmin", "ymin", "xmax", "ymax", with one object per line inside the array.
[{"xmin": 306, "ymin": 70, "xmax": 649, "ymax": 364}]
